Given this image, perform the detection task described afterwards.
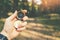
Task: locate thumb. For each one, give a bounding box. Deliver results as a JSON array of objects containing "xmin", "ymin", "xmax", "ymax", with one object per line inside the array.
[{"xmin": 8, "ymin": 10, "xmax": 17, "ymax": 20}]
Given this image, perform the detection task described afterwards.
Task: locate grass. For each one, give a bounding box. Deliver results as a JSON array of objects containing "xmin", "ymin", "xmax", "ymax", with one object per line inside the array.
[
  {"xmin": 0, "ymin": 20, "xmax": 4, "ymax": 32},
  {"xmin": 39, "ymin": 19, "xmax": 60, "ymax": 31},
  {"xmin": 35, "ymin": 17, "xmax": 60, "ymax": 38}
]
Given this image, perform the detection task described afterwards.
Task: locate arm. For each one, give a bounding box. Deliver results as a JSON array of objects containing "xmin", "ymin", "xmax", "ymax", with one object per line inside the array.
[{"xmin": 0, "ymin": 10, "xmax": 28, "ymax": 40}]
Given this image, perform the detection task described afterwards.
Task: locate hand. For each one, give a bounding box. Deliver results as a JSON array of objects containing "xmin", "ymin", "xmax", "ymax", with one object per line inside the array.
[{"xmin": 0, "ymin": 11, "xmax": 28, "ymax": 40}]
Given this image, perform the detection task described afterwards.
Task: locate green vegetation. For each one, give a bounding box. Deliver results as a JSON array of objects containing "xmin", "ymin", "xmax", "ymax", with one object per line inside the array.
[{"xmin": 0, "ymin": 20, "xmax": 4, "ymax": 32}]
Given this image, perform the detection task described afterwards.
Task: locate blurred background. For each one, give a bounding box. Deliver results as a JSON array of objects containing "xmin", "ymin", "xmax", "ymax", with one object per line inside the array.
[{"xmin": 0, "ymin": 0, "xmax": 60, "ymax": 40}]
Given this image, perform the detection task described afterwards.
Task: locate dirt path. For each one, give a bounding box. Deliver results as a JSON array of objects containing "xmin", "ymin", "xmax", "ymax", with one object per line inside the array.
[{"xmin": 13, "ymin": 18, "xmax": 60, "ymax": 40}]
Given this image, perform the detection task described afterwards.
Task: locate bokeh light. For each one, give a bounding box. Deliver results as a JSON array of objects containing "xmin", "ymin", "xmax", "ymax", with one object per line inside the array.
[{"xmin": 34, "ymin": 0, "xmax": 42, "ymax": 5}]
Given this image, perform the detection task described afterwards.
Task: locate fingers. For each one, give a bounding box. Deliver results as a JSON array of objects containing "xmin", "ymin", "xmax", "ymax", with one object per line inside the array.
[
  {"xmin": 14, "ymin": 20, "xmax": 27, "ymax": 32},
  {"xmin": 12, "ymin": 18, "xmax": 17, "ymax": 23},
  {"xmin": 22, "ymin": 16, "xmax": 28, "ymax": 21},
  {"xmin": 8, "ymin": 10, "xmax": 17, "ymax": 20},
  {"xmin": 16, "ymin": 26, "xmax": 26, "ymax": 32},
  {"xmin": 7, "ymin": 10, "xmax": 28, "ymax": 21}
]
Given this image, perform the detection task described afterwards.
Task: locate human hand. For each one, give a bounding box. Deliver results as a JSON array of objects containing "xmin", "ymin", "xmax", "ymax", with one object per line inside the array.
[{"xmin": 1, "ymin": 11, "xmax": 28, "ymax": 40}]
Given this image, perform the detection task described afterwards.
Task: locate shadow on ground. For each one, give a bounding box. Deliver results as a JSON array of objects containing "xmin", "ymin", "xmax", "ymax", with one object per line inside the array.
[
  {"xmin": 0, "ymin": 18, "xmax": 60, "ymax": 40},
  {"xmin": 14, "ymin": 18, "xmax": 60, "ymax": 40}
]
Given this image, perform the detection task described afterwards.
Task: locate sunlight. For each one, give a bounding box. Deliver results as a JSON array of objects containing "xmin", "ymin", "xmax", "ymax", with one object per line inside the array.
[
  {"xmin": 34, "ymin": 0, "xmax": 42, "ymax": 5},
  {"xmin": 27, "ymin": 0, "xmax": 32, "ymax": 2},
  {"xmin": 19, "ymin": 0, "xmax": 22, "ymax": 1},
  {"xmin": 28, "ymin": 0, "xmax": 42, "ymax": 5},
  {"xmin": 20, "ymin": 30, "xmax": 60, "ymax": 40}
]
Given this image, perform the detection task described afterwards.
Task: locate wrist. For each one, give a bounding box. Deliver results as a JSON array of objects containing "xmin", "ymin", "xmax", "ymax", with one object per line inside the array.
[{"xmin": 0, "ymin": 30, "xmax": 11, "ymax": 40}]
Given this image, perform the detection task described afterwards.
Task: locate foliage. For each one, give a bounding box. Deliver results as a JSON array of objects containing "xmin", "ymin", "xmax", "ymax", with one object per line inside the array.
[{"xmin": 0, "ymin": 0, "xmax": 60, "ymax": 18}]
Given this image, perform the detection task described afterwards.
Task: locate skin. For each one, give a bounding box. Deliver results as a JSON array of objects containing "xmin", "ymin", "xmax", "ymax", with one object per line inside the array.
[{"xmin": 0, "ymin": 10, "xmax": 28, "ymax": 40}]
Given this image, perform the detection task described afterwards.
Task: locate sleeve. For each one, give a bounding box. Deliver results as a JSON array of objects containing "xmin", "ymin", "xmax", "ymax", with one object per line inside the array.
[{"xmin": 0, "ymin": 34, "xmax": 8, "ymax": 40}]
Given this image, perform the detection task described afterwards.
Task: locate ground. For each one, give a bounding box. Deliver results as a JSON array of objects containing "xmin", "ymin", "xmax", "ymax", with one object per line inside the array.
[{"xmin": 0, "ymin": 18, "xmax": 60, "ymax": 40}]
